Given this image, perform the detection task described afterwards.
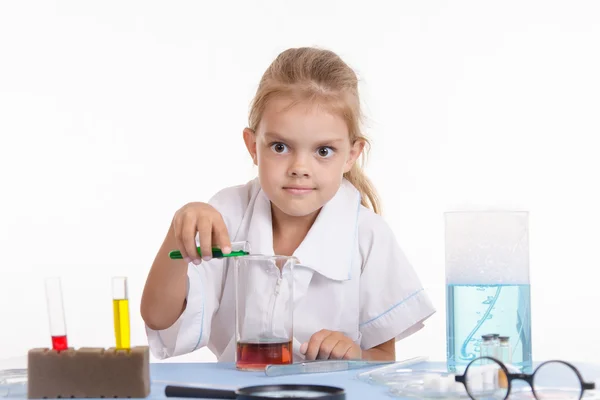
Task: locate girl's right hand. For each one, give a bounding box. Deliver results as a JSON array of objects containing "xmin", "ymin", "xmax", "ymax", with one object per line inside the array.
[{"xmin": 171, "ymin": 202, "xmax": 232, "ymax": 265}]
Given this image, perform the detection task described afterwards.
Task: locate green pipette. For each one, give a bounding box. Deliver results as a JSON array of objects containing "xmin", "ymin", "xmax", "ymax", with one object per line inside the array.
[{"xmin": 168, "ymin": 247, "xmax": 249, "ymax": 260}]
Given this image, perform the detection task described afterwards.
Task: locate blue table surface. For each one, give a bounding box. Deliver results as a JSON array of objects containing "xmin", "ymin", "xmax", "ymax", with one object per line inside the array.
[
  {"xmin": 147, "ymin": 361, "xmax": 600, "ymax": 399},
  {"xmin": 3, "ymin": 361, "xmax": 600, "ymax": 399}
]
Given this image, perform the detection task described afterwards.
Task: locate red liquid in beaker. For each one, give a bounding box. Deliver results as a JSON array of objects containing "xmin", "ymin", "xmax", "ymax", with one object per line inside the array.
[{"xmin": 236, "ymin": 338, "xmax": 292, "ymax": 370}]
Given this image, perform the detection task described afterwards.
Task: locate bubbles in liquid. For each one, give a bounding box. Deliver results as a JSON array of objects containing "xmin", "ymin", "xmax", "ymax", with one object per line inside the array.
[{"xmin": 446, "ymin": 283, "xmax": 532, "ymax": 372}]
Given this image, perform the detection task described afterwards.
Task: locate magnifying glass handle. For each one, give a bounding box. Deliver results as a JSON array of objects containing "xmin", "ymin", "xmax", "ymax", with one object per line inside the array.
[{"xmin": 165, "ymin": 385, "xmax": 237, "ymax": 399}]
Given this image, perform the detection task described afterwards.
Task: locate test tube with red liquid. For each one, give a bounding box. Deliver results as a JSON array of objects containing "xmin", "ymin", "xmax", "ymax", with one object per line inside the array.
[{"xmin": 45, "ymin": 277, "xmax": 68, "ymax": 351}]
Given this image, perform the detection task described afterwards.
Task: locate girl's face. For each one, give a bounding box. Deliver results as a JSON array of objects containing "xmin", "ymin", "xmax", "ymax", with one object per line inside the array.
[{"xmin": 244, "ymin": 96, "xmax": 364, "ymax": 219}]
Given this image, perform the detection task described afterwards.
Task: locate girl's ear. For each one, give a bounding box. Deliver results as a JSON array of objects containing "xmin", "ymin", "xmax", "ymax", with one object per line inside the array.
[
  {"xmin": 243, "ymin": 128, "xmax": 258, "ymax": 165},
  {"xmin": 344, "ymin": 139, "xmax": 365, "ymax": 173}
]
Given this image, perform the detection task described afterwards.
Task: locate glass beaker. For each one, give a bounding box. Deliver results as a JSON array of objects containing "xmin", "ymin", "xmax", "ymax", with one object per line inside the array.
[
  {"xmin": 445, "ymin": 211, "xmax": 532, "ymax": 373},
  {"xmin": 234, "ymin": 255, "xmax": 297, "ymax": 371}
]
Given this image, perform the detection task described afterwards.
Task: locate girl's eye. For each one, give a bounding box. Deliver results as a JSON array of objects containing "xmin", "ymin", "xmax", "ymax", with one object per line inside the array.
[
  {"xmin": 317, "ymin": 146, "xmax": 334, "ymax": 158},
  {"xmin": 270, "ymin": 143, "xmax": 288, "ymax": 153}
]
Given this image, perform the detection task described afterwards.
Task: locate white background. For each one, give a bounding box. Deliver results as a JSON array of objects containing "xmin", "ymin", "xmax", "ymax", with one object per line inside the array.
[{"xmin": 1, "ymin": 0, "xmax": 599, "ymax": 366}]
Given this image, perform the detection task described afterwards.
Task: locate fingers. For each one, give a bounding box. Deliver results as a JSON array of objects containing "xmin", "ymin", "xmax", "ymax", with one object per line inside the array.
[
  {"xmin": 330, "ymin": 340, "xmax": 354, "ymax": 360},
  {"xmin": 299, "ymin": 342, "xmax": 308, "ymax": 355},
  {"xmin": 172, "ymin": 214, "xmax": 188, "ymax": 263},
  {"xmin": 171, "ymin": 203, "xmax": 232, "ymax": 265},
  {"xmin": 303, "ymin": 330, "xmax": 330, "ymax": 361},
  {"xmin": 182, "ymin": 213, "xmax": 201, "ymax": 264},
  {"xmin": 173, "ymin": 211, "xmax": 196, "ymax": 264},
  {"xmin": 196, "ymin": 216, "xmax": 213, "ymax": 262},
  {"xmin": 316, "ymin": 335, "xmax": 346, "ymax": 360},
  {"xmin": 301, "ymin": 330, "xmax": 360, "ymax": 361},
  {"xmin": 212, "ymin": 213, "xmax": 232, "ymax": 254}
]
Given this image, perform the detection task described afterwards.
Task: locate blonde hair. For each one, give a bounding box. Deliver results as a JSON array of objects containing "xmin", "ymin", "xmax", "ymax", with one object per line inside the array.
[{"xmin": 248, "ymin": 47, "xmax": 381, "ymax": 215}]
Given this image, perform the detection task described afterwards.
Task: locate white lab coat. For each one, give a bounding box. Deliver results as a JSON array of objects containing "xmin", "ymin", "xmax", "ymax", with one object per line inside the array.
[{"xmin": 145, "ymin": 178, "xmax": 436, "ymax": 361}]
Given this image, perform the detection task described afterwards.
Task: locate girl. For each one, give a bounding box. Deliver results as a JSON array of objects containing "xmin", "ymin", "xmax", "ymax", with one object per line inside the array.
[{"xmin": 141, "ymin": 47, "xmax": 435, "ymax": 362}]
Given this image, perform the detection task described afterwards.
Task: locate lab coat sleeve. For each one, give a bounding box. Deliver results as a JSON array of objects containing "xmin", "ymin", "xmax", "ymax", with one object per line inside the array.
[
  {"xmin": 145, "ymin": 259, "xmax": 225, "ymax": 359},
  {"xmin": 358, "ymin": 212, "xmax": 436, "ymax": 350},
  {"xmin": 145, "ymin": 183, "xmax": 251, "ymax": 359}
]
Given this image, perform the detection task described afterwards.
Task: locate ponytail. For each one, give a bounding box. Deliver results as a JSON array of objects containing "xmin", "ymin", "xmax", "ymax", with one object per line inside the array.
[{"xmin": 344, "ymin": 162, "xmax": 381, "ymax": 215}]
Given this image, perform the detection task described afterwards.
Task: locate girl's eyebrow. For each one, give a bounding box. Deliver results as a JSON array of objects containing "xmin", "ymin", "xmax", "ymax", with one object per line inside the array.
[
  {"xmin": 264, "ymin": 131, "xmax": 345, "ymax": 146},
  {"xmin": 315, "ymin": 138, "xmax": 344, "ymax": 146},
  {"xmin": 263, "ymin": 132, "xmax": 289, "ymax": 142}
]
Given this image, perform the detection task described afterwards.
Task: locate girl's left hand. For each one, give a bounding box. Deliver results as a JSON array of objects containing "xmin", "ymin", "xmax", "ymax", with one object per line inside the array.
[{"xmin": 300, "ymin": 329, "xmax": 362, "ymax": 360}]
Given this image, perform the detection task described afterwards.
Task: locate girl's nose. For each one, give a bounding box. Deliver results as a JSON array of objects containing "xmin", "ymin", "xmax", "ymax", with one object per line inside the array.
[
  {"xmin": 288, "ymin": 168, "xmax": 310, "ymax": 178},
  {"xmin": 290, "ymin": 171, "xmax": 310, "ymax": 178},
  {"xmin": 288, "ymin": 157, "xmax": 310, "ymax": 177}
]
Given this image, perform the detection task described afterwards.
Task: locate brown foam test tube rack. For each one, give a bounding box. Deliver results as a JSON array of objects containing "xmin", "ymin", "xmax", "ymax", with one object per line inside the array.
[{"xmin": 27, "ymin": 346, "xmax": 150, "ymax": 399}]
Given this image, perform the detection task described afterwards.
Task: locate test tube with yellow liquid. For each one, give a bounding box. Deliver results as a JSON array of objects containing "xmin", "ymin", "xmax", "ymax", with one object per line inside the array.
[{"xmin": 112, "ymin": 277, "xmax": 130, "ymax": 350}]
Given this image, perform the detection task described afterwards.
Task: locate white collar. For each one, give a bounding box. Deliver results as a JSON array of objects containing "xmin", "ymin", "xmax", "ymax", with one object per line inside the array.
[{"xmin": 246, "ymin": 179, "xmax": 361, "ymax": 281}]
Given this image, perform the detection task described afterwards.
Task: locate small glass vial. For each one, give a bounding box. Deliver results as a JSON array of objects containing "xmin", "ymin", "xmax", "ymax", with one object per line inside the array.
[
  {"xmin": 480, "ymin": 334, "xmax": 494, "ymax": 362},
  {"xmin": 498, "ymin": 336, "xmax": 511, "ymax": 363},
  {"xmin": 490, "ymin": 333, "xmax": 500, "ymax": 359}
]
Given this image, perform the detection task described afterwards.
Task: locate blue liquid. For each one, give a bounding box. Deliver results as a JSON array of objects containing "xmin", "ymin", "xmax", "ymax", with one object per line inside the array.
[{"xmin": 446, "ymin": 284, "xmax": 532, "ymax": 372}]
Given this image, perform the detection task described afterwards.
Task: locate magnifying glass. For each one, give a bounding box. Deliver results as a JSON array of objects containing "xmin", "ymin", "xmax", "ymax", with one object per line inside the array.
[{"xmin": 165, "ymin": 383, "xmax": 346, "ymax": 399}]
